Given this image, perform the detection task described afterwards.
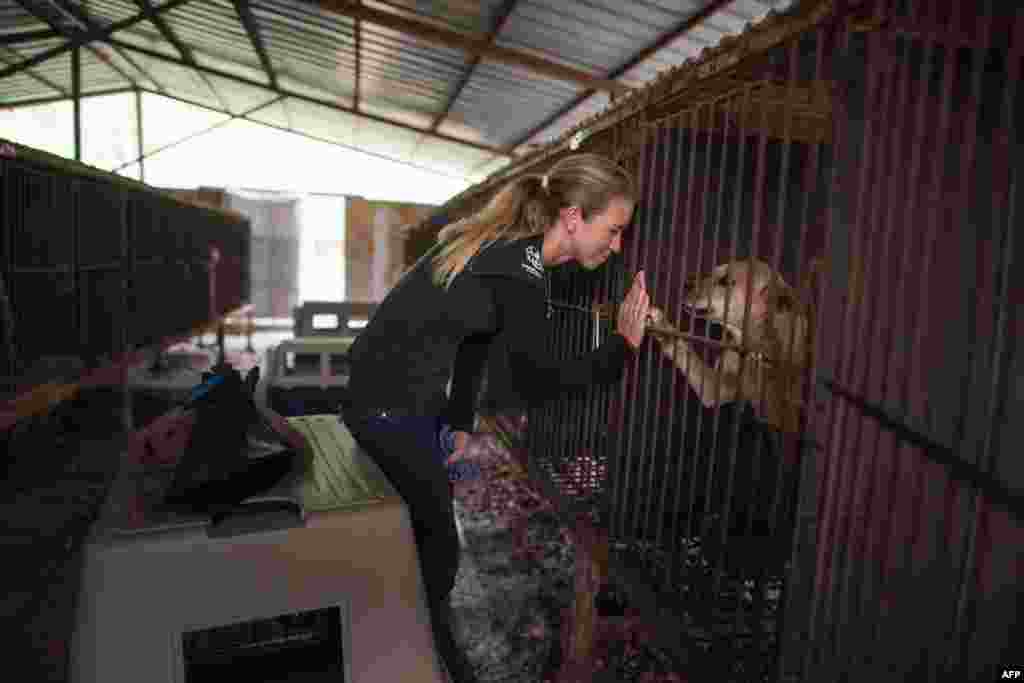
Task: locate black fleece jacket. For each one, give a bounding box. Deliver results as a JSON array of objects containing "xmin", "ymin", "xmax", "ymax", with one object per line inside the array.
[{"xmin": 345, "ymin": 234, "xmax": 631, "ymax": 432}]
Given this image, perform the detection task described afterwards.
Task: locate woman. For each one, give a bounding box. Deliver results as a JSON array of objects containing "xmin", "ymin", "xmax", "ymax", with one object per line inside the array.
[{"xmin": 340, "ymin": 153, "xmax": 650, "ymax": 683}]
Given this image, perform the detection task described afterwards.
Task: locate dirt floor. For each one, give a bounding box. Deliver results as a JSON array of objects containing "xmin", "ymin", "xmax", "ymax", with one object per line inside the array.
[{"xmin": 446, "ymin": 429, "xmax": 704, "ymax": 683}]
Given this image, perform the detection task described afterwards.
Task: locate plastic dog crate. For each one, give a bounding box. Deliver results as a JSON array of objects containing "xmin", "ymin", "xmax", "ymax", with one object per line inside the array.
[
  {"xmin": 292, "ymin": 301, "xmax": 376, "ymax": 338},
  {"xmin": 70, "ymin": 414, "xmax": 446, "ymax": 683},
  {"xmin": 261, "ymin": 338, "xmax": 353, "ymax": 417}
]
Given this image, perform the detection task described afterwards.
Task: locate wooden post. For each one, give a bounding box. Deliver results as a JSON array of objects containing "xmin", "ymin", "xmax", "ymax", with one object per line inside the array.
[{"xmin": 558, "ymin": 515, "xmax": 610, "ymax": 682}]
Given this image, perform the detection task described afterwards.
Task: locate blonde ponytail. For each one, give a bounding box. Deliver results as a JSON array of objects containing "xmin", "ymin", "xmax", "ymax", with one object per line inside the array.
[{"xmin": 431, "ymin": 153, "xmax": 636, "ymax": 288}]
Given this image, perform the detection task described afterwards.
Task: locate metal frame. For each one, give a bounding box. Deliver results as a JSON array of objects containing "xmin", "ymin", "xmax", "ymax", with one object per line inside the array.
[
  {"xmin": 3, "ymin": 0, "xmax": 187, "ymax": 85},
  {"xmin": 0, "ymin": 0, "xmax": 507, "ymax": 160},
  {"xmin": 102, "ymin": 35, "xmax": 509, "ymax": 157},
  {"xmin": 72, "ymin": 43, "xmax": 79, "ymax": 159},
  {"xmin": 13, "ymin": 0, "xmax": 150, "ymax": 89},
  {"xmin": 110, "ymin": 94, "xmax": 285, "ymax": 174},
  {"xmin": 0, "ymin": 28, "xmax": 59, "ymax": 45},
  {"xmin": 11, "ymin": 0, "xmax": 156, "ymax": 164},
  {"xmin": 0, "ymin": 0, "xmax": 796, "ymax": 178}
]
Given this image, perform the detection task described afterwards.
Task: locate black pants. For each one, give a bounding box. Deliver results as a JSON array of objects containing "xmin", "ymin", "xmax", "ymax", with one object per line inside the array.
[{"xmin": 339, "ymin": 408, "xmax": 475, "ymax": 683}]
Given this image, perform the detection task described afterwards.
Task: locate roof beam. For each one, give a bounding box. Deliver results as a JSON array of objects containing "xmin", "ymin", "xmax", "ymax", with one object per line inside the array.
[
  {"xmin": 232, "ymin": 0, "xmax": 278, "ymax": 90},
  {"xmin": 0, "ymin": 29, "xmax": 60, "ymax": 45},
  {"xmin": 429, "ymin": 0, "xmax": 518, "ymax": 133},
  {"xmin": 54, "ymin": 0, "xmax": 165, "ymax": 91},
  {"xmin": 13, "ymin": 0, "xmax": 147, "ymax": 89},
  {"xmin": 132, "ymin": 0, "xmax": 192, "ymax": 64},
  {"xmin": 506, "ymin": 0, "xmax": 734, "ymax": 151},
  {"xmin": 72, "ymin": 43, "xmax": 80, "ymax": 160},
  {"xmin": 0, "ymin": 86, "xmax": 134, "ymax": 109},
  {"xmin": 315, "ymin": 0, "xmax": 632, "ymax": 96},
  {"xmin": 133, "ymin": 0, "xmax": 229, "ymax": 111},
  {"xmin": 106, "ymin": 37, "xmax": 512, "ymax": 157},
  {"xmin": 0, "ymin": 0, "xmax": 195, "ymax": 81}
]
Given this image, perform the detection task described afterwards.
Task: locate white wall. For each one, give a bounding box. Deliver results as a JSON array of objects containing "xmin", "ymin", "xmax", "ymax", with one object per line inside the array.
[{"xmin": 297, "ymin": 194, "xmax": 347, "ymax": 304}]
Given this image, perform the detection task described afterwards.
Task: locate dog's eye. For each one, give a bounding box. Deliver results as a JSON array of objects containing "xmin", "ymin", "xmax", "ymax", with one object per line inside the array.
[{"xmin": 718, "ymin": 275, "xmax": 732, "ymax": 286}]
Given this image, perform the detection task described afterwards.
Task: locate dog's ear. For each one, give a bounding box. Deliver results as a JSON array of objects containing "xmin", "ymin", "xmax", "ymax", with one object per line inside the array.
[
  {"xmin": 760, "ymin": 273, "xmax": 796, "ymax": 311},
  {"xmin": 774, "ymin": 287, "xmax": 797, "ymax": 311},
  {"xmin": 756, "ymin": 282, "xmax": 773, "ymax": 312}
]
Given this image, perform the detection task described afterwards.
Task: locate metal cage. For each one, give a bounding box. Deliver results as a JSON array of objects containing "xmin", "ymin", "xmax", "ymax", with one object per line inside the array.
[{"xmin": 431, "ymin": 2, "xmax": 1022, "ymax": 680}]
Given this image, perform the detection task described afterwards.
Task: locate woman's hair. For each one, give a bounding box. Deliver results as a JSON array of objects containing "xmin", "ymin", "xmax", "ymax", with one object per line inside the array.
[{"xmin": 431, "ymin": 153, "xmax": 636, "ymax": 288}]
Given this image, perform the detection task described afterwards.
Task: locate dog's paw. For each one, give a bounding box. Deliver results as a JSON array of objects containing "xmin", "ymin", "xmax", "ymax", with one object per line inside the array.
[{"xmin": 647, "ymin": 306, "xmax": 667, "ymax": 326}]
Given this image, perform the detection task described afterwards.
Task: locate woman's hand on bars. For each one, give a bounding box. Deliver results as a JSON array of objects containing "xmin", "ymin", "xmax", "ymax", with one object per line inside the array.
[{"xmin": 617, "ymin": 270, "xmax": 650, "ymax": 350}]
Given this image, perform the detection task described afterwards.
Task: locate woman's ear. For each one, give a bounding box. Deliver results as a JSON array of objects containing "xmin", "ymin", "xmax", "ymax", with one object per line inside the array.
[{"xmin": 560, "ymin": 206, "xmax": 580, "ymax": 233}]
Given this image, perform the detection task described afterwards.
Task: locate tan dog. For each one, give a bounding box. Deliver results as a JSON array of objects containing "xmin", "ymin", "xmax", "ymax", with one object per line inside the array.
[{"xmin": 648, "ymin": 258, "xmax": 817, "ymax": 433}]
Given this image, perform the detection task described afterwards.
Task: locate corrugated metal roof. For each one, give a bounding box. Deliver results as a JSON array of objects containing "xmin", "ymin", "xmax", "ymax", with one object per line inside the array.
[
  {"xmin": 524, "ymin": 0, "xmax": 794, "ymax": 147},
  {"xmin": 363, "ymin": 0, "xmax": 510, "ymax": 36},
  {"xmin": 3, "ymin": 38, "xmax": 73, "ymax": 96},
  {"xmin": 497, "ymin": 0, "xmax": 677, "ymax": 77},
  {"xmin": 448, "ymin": 57, "xmax": 579, "ymax": 145},
  {"xmin": 79, "ymin": 50, "xmax": 133, "ymax": 94},
  {"xmin": 251, "ymin": 1, "xmax": 356, "ymax": 100},
  {"xmin": 358, "ymin": 23, "xmax": 466, "ymax": 112},
  {"xmin": 163, "ymin": 0, "xmax": 270, "ymax": 81},
  {"xmin": 0, "ymin": 57, "xmax": 57, "ymax": 101},
  {"xmin": 0, "ymin": 0, "xmax": 804, "ymax": 182},
  {"xmin": 78, "ymin": 0, "xmax": 144, "ymax": 25}
]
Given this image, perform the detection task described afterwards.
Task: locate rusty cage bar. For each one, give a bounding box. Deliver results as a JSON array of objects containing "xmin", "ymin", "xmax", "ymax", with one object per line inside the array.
[{"xmin": 416, "ymin": 1, "xmax": 1022, "ymax": 680}]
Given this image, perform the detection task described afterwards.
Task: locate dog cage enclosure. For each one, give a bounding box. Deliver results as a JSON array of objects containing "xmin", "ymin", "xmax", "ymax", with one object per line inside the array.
[
  {"xmin": 419, "ymin": 1, "xmax": 1023, "ymax": 681},
  {"xmin": 0, "ymin": 139, "xmax": 250, "ymax": 391}
]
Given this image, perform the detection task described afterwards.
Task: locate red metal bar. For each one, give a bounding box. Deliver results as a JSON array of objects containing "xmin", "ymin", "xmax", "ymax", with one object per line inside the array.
[
  {"xmin": 637, "ymin": 122, "xmax": 676, "ymax": 555},
  {"xmin": 611, "ymin": 123, "xmax": 654, "ymax": 540},
  {"xmin": 805, "ymin": 1, "xmax": 862, "ymax": 673},
  {"xmin": 892, "ymin": 0, "xmax": 963, "ymax": 675},
  {"xmin": 707, "ymin": 82, "xmax": 754, "ymax": 603},
  {"xmin": 827, "ymin": 22, "xmax": 896, "ymax": 671},
  {"xmin": 683, "ymin": 104, "xmax": 719, "ymax": 552},
  {"xmin": 657, "ymin": 109, "xmax": 698, "ymax": 590},
  {"xmin": 664, "ymin": 106, "xmax": 705, "ymax": 590}
]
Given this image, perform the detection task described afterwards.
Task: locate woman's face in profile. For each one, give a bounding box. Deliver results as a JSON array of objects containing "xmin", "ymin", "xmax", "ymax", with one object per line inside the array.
[{"xmin": 571, "ymin": 196, "xmax": 634, "ymax": 270}]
